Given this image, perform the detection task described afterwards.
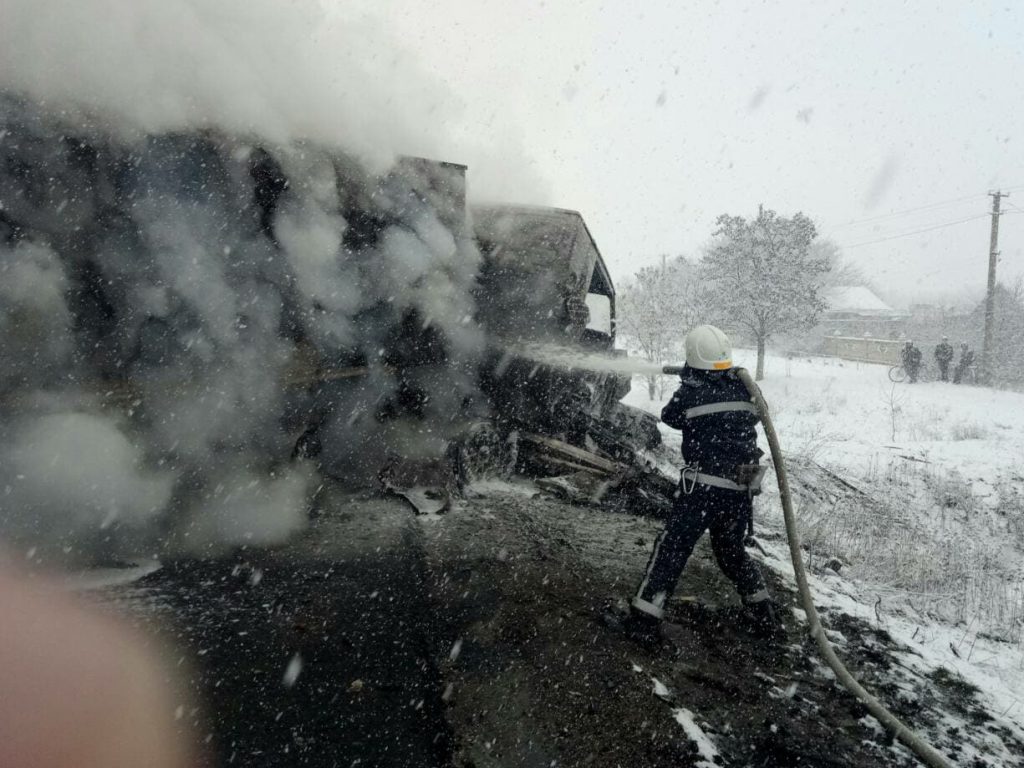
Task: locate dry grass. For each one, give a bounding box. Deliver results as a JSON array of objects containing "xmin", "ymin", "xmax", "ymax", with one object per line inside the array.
[
  {"xmin": 788, "ymin": 458, "xmax": 1024, "ymax": 643},
  {"xmin": 949, "ymin": 421, "xmax": 989, "ymax": 441}
]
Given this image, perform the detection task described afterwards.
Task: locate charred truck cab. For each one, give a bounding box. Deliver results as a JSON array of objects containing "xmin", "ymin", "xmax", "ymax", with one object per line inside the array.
[
  {"xmin": 472, "ymin": 205, "xmax": 618, "ymax": 349},
  {"xmin": 472, "ymin": 205, "xmax": 656, "ymax": 458}
]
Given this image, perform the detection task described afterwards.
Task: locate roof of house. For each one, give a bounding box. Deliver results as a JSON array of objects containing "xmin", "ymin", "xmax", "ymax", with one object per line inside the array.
[{"xmin": 824, "ymin": 286, "xmax": 902, "ymax": 317}]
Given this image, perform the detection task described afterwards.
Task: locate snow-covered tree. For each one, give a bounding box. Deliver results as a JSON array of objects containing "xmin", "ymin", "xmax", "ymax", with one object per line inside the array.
[
  {"xmin": 700, "ymin": 207, "xmax": 829, "ymax": 380},
  {"xmin": 812, "ymin": 238, "xmax": 868, "ymax": 290},
  {"xmin": 979, "ymin": 278, "xmax": 1024, "ymax": 387},
  {"xmin": 617, "ymin": 257, "xmax": 705, "ymax": 397}
]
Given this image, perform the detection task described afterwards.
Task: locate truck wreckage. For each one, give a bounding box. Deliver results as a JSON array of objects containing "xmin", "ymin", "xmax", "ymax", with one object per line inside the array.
[{"xmin": 0, "ymin": 92, "xmax": 668, "ymax": 544}]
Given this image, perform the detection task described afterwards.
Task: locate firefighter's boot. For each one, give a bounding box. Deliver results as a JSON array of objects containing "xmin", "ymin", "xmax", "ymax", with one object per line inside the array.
[
  {"xmin": 742, "ymin": 599, "xmax": 785, "ymax": 639},
  {"xmin": 603, "ymin": 603, "xmax": 686, "ymax": 649}
]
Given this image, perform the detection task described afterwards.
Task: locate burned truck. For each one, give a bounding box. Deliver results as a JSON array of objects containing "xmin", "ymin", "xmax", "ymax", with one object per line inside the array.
[
  {"xmin": 472, "ymin": 205, "xmax": 658, "ymax": 457},
  {"xmin": 0, "ymin": 92, "xmax": 660, "ymax": 552}
]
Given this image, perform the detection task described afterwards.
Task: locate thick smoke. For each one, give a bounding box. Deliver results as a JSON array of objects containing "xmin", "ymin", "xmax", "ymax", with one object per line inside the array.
[
  {"xmin": 0, "ymin": 91, "xmax": 484, "ymax": 561},
  {"xmin": 0, "ymin": 0, "xmax": 457, "ymax": 168},
  {"xmin": 0, "ymin": 0, "xmax": 526, "ymax": 562},
  {"xmin": 0, "ymin": 0, "xmax": 552, "ymax": 203},
  {"xmin": 0, "ymin": 413, "xmax": 175, "ymax": 551},
  {"xmin": 0, "ymin": 241, "xmax": 73, "ymax": 389}
]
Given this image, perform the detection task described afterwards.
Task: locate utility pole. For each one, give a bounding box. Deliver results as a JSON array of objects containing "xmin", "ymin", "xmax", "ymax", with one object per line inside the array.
[{"xmin": 981, "ymin": 190, "xmax": 1008, "ymax": 384}]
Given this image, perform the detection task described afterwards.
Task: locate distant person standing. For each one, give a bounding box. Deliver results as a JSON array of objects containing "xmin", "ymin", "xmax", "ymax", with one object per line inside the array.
[
  {"xmin": 901, "ymin": 340, "xmax": 922, "ymax": 383},
  {"xmin": 954, "ymin": 343, "xmax": 975, "ymax": 384},
  {"xmin": 934, "ymin": 336, "xmax": 954, "ymax": 382}
]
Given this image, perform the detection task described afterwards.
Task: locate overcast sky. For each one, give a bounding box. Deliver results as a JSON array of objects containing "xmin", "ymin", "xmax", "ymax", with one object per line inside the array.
[
  {"xmin": 7, "ymin": 0, "xmax": 1016, "ymax": 307},
  {"xmin": 341, "ymin": 0, "xmax": 1024, "ymax": 307}
]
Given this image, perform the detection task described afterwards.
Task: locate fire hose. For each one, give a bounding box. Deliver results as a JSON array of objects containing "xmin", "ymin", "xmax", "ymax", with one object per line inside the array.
[{"xmin": 663, "ymin": 365, "xmax": 953, "ymax": 768}]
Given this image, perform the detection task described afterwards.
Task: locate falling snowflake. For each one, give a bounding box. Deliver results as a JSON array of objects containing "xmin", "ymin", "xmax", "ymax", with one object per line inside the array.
[{"xmin": 282, "ymin": 653, "xmax": 303, "ymax": 688}]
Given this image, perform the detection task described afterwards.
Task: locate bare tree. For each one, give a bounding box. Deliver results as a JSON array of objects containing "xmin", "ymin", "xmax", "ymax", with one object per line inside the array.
[
  {"xmin": 700, "ymin": 207, "xmax": 829, "ymax": 380},
  {"xmin": 883, "ymin": 382, "xmax": 903, "ymax": 442}
]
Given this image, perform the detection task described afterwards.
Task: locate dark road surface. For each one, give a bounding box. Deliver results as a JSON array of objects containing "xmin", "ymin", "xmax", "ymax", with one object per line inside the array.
[
  {"xmin": 97, "ymin": 485, "xmax": 1020, "ymax": 768},
  {"xmin": 119, "ymin": 496, "xmax": 452, "ymax": 767},
  {"xmin": 154, "ymin": 555, "xmax": 447, "ymax": 766}
]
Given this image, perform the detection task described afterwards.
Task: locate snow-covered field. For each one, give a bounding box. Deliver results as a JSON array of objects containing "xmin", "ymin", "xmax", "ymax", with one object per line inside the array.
[{"xmin": 625, "ymin": 349, "xmax": 1024, "ymax": 751}]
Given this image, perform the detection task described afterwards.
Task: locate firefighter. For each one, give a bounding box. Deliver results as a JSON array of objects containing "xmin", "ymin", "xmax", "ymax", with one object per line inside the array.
[
  {"xmin": 934, "ymin": 336, "xmax": 954, "ymax": 382},
  {"xmin": 901, "ymin": 340, "xmax": 923, "ymax": 383},
  {"xmin": 622, "ymin": 325, "xmax": 782, "ymax": 643},
  {"xmin": 954, "ymin": 343, "xmax": 975, "ymax": 384}
]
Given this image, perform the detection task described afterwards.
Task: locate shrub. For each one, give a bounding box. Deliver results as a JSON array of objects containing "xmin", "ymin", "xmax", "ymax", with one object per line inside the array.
[{"xmin": 950, "ymin": 421, "xmax": 989, "ymax": 441}]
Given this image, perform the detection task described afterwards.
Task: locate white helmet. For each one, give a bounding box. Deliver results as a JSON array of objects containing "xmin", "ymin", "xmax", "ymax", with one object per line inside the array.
[{"xmin": 686, "ymin": 325, "xmax": 733, "ymax": 371}]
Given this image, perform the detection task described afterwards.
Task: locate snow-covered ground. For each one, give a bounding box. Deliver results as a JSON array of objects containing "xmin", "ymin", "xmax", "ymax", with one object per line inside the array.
[
  {"xmin": 629, "ymin": 349, "xmax": 1024, "ymax": 488},
  {"xmin": 625, "ymin": 349, "xmax": 1024, "ymax": 755}
]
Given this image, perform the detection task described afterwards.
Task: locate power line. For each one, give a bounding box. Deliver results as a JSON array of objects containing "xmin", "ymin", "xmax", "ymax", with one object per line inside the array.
[
  {"xmin": 838, "ymin": 214, "xmax": 991, "ymax": 249},
  {"xmin": 828, "ymin": 192, "xmax": 989, "ymax": 230},
  {"xmin": 827, "ymin": 184, "xmax": 1024, "ymax": 233}
]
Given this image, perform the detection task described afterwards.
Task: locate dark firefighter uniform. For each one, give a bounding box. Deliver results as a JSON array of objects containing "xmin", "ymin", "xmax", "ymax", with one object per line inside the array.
[{"xmin": 631, "ymin": 365, "xmax": 775, "ymax": 630}]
